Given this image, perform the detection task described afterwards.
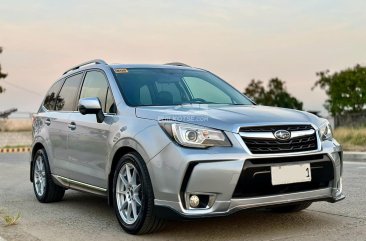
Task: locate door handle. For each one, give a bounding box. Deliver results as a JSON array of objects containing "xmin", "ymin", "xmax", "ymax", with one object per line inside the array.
[
  {"xmin": 45, "ymin": 118, "xmax": 51, "ymax": 126},
  {"xmin": 68, "ymin": 122, "xmax": 76, "ymax": 130}
]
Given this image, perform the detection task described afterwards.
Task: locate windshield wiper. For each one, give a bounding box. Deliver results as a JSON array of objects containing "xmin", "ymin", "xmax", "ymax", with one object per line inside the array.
[{"xmin": 180, "ymin": 101, "xmax": 218, "ymax": 105}]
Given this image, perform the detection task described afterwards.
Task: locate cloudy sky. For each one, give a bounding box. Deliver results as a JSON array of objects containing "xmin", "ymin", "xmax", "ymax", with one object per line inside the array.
[{"xmin": 0, "ymin": 0, "xmax": 365, "ymax": 116}]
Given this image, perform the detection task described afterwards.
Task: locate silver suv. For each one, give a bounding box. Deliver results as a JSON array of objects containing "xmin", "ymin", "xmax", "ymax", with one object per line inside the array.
[{"xmin": 31, "ymin": 59, "xmax": 344, "ymax": 234}]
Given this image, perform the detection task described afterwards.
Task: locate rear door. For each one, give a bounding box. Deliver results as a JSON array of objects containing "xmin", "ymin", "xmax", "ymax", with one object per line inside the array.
[
  {"xmin": 67, "ymin": 70, "xmax": 117, "ymax": 188},
  {"xmin": 37, "ymin": 78, "xmax": 66, "ymax": 171},
  {"xmin": 50, "ymin": 72, "xmax": 84, "ymax": 177}
]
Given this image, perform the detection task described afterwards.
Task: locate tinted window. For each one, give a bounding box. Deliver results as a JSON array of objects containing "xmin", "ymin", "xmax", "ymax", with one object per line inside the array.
[
  {"xmin": 43, "ymin": 79, "xmax": 64, "ymax": 110},
  {"xmin": 79, "ymin": 71, "xmax": 109, "ymax": 112},
  {"xmin": 106, "ymin": 88, "xmax": 117, "ymax": 114},
  {"xmin": 56, "ymin": 73, "xmax": 83, "ymax": 111}
]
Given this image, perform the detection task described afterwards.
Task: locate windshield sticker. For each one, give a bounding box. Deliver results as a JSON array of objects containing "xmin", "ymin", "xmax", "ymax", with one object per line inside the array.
[{"xmin": 114, "ymin": 68, "xmax": 128, "ymax": 74}]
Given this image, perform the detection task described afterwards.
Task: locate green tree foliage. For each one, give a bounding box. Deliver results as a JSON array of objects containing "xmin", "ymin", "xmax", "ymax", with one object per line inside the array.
[
  {"xmin": 244, "ymin": 78, "xmax": 303, "ymax": 110},
  {"xmin": 312, "ymin": 65, "xmax": 366, "ymax": 116},
  {"xmin": 0, "ymin": 47, "xmax": 7, "ymax": 94}
]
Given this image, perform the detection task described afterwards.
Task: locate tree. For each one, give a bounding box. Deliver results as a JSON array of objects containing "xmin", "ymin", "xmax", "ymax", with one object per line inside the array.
[
  {"xmin": 312, "ymin": 64, "xmax": 366, "ymax": 116},
  {"xmin": 0, "ymin": 47, "xmax": 7, "ymax": 94},
  {"xmin": 244, "ymin": 78, "xmax": 303, "ymax": 110}
]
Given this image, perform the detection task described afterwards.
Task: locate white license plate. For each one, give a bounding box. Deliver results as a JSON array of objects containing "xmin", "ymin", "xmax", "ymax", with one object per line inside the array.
[{"xmin": 271, "ymin": 163, "xmax": 311, "ymax": 186}]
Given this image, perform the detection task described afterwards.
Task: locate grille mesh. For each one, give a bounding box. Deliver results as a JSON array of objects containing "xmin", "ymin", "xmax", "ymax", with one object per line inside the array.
[
  {"xmin": 241, "ymin": 125, "xmax": 318, "ymax": 154},
  {"xmin": 232, "ymin": 155, "xmax": 334, "ymax": 198}
]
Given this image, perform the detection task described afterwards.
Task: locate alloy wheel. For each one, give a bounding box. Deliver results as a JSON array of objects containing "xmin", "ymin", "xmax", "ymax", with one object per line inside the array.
[
  {"xmin": 34, "ymin": 156, "xmax": 46, "ymax": 197},
  {"xmin": 116, "ymin": 163, "xmax": 142, "ymax": 224}
]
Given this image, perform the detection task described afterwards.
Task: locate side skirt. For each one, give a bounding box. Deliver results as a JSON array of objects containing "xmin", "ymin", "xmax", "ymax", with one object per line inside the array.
[{"xmin": 52, "ymin": 174, "xmax": 107, "ymax": 196}]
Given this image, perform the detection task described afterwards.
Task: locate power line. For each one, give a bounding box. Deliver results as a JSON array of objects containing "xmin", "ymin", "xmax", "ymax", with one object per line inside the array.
[{"xmin": 0, "ymin": 79, "xmax": 43, "ymax": 96}]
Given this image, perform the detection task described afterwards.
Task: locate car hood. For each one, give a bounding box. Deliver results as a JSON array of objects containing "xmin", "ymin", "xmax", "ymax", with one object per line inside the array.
[{"xmin": 135, "ymin": 105, "xmax": 321, "ymax": 133}]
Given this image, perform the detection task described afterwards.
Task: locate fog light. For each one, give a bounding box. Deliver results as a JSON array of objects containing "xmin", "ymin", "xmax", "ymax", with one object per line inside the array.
[{"xmin": 189, "ymin": 195, "xmax": 200, "ymax": 208}]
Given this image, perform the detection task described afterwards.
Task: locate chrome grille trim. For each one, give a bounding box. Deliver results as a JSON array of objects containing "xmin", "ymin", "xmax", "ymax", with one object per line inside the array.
[{"xmin": 239, "ymin": 129, "xmax": 315, "ymax": 140}]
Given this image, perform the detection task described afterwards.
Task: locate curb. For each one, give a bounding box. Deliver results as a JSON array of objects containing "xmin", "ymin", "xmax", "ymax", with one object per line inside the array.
[
  {"xmin": 344, "ymin": 152, "xmax": 366, "ymax": 162},
  {"xmin": 0, "ymin": 147, "xmax": 31, "ymax": 153}
]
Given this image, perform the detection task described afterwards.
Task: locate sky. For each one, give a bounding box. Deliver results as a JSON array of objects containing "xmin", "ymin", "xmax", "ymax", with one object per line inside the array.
[{"xmin": 0, "ymin": 0, "xmax": 366, "ymax": 116}]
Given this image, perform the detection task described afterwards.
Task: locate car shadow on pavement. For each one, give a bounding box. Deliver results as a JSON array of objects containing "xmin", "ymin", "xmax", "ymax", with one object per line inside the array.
[{"xmin": 55, "ymin": 191, "xmax": 336, "ymax": 240}]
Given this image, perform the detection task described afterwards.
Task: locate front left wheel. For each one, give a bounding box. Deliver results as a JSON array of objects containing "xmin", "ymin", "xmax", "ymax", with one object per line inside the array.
[{"xmin": 112, "ymin": 152, "xmax": 165, "ymax": 234}]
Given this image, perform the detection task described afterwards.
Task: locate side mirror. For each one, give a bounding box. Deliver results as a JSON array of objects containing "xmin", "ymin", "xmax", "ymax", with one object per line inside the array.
[{"xmin": 78, "ymin": 97, "xmax": 105, "ymax": 123}]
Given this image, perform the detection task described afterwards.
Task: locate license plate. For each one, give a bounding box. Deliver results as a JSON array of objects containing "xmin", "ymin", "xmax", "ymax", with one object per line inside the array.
[{"xmin": 271, "ymin": 163, "xmax": 311, "ymax": 186}]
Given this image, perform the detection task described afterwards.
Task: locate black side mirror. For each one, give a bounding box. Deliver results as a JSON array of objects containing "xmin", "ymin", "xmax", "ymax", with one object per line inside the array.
[{"xmin": 78, "ymin": 97, "xmax": 105, "ymax": 123}]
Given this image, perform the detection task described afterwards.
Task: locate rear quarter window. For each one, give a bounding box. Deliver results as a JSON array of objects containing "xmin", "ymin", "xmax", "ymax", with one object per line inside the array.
[{"xmin": 43, "ymin": 79, "xmax": 65, "ymax": 111}]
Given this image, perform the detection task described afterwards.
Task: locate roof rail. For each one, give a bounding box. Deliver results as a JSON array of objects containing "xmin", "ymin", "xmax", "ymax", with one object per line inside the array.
[
  {"xmin": 63, "ymin": 59, "xmax": 107, "ymax": 75},
  {"xmin": 165, "ymin": 62, "xmax": 191, "ymax": 67}
]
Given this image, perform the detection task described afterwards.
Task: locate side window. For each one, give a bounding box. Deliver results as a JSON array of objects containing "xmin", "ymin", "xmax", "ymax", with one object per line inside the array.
[
  {"xmin": 43, "ymin": 79, "xmax": 64, "ymax": 110},
  {"xmin": 79, "ymin": 71, "xmax": 109, "ymax": 112},
  {"xmin": 56, "ymin": 73, "xmax": 83, "ymax": 111},
  {"xmin": 106, "ymin": 88, "xmax": 117, "ymax": 114}
]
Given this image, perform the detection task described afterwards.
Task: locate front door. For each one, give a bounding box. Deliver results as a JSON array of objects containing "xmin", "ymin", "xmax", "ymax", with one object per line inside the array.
[{"xmin": 66, "ymin": 70, "xmax": 117, "ymax": 188}]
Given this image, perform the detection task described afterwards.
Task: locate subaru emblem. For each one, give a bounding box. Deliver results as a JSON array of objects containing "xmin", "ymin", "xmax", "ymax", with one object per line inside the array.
[{"xmin": 274, "ymin": 130, "xmax": 291, "ymax": 140}]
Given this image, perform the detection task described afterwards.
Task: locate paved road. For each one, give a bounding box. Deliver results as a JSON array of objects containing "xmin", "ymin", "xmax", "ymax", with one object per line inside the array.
[{"xmin": 0, "ymin": 153, "xmax": 365, "ymax": 241}]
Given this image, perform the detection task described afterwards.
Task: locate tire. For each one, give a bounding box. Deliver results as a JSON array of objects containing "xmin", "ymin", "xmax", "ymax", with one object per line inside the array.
[
  {"xmin": 32, "ymin": 149, "xmax": 65, "ymax": 203},
  {"xmin": 112, "ymin": 152, "xmax": 165, "ymax": 234},
  {"xmin": 269, "ymin": 202, "xmax": 312, "ymax": 213}
]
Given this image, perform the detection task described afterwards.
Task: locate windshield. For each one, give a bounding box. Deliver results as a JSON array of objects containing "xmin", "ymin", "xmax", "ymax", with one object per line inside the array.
[{"xmin": 114, "ymin": 68, "xmax": 253, "ymax": 107}]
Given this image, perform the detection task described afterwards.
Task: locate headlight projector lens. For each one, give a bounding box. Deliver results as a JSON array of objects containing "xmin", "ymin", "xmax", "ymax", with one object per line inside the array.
[{"xmin": 186, "ymin": 130, "xmax": 198, "ymax": 141}]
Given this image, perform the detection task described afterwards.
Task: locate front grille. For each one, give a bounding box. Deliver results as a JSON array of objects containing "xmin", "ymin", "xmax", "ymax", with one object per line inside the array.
[
  {"xmin": 232, "ymin": 154, "xmax": 334, "ymax": 198},
  {"xmin": 240, "ymin": 125, "xmax": 318, "ymax": 154},
  {"xmin": 239, "ymin": 125, "xmax": 312, "ymax": 133}
]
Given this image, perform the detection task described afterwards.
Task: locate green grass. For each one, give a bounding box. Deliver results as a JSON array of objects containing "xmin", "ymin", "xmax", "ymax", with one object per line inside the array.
[{"xmin": 334, "ymin": 127, "xmax": 366, "ymax": 151}]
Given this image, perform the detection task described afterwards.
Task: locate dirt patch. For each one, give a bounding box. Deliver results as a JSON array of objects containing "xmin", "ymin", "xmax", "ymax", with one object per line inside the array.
[
  {"xmin": 0, "ymin": 119, "xmax": 32, "ymax": 132},
  {"xmin": 0, "ymin": 132, "xmax": 32, "ymax": 147}
]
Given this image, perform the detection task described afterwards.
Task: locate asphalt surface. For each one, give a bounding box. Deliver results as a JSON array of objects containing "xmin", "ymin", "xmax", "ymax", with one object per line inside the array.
[{"xmin": 0, "ymin": 153, "xmax": 365, "ymax": 241}]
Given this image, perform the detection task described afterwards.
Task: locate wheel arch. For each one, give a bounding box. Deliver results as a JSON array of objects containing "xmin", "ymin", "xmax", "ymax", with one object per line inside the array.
[
  {"xmin": 30, "ymin": 142, "xmax": 45, "ymax": 182},
  {"xmin": 107, "ymin": 144, "xmax": 151, "ymax": 206}
]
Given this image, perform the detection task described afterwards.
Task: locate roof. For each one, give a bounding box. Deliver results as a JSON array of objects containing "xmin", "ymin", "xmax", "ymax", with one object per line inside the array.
[
  {"xmin": 62, "ymin": 59, "xmax": 200, "ymax": 76},
  {"xmin": 108, "ymin": 63, "xmax": 196, "ymax": 70}
]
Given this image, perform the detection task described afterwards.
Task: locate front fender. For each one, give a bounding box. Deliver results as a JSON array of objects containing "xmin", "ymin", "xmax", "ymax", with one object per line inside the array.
[{"xmin": 106, "ymin": 124, "xmax": 172, "ymax": 176}]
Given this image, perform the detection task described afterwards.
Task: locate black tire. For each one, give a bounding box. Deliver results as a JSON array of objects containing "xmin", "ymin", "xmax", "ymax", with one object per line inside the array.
[
  {"xmin": 32, "ymin": 149, "xmax": 65, "ymax": 203},
  {"xmin": 112, "ymin": 152, "xmax": 165, "ymax": 234},
  {"xmin": 269, "ymin": 202, "xmax": 312, "ymax": 213}
]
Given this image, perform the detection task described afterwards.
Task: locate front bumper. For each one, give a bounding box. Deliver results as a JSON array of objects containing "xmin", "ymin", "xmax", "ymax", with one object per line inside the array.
[{"xmin": 147, "ymin": 132, "xmax": 344, "ymax": 218}]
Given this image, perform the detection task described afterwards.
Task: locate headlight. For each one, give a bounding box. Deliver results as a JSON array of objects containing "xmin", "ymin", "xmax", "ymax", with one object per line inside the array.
[
  {"xmin": 159, "ymin": 122, "xmax": 231, "ymax": 148},
  {"xmin": 319, "ymin": 120, "xmax": 333, "ymax": 141}
]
